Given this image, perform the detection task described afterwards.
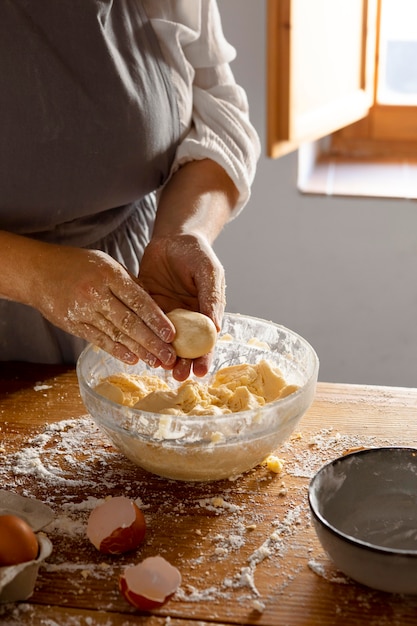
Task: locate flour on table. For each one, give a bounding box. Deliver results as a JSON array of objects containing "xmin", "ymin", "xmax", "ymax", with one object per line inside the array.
[{"xmin": 0, "ymin": 415, "xmax": 397, "ymax": 623}]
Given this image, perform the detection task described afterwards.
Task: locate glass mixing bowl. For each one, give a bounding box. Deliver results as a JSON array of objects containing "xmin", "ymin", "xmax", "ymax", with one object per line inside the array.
[{"xmin": 76, "ymin": 312, "xmax": 319, "ymax": 481}]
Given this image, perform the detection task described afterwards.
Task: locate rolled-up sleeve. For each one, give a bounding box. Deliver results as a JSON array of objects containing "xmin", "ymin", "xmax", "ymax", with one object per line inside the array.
[{"xmin": 145, "ymin": 0, "xmax": 261, "ymax": 215}]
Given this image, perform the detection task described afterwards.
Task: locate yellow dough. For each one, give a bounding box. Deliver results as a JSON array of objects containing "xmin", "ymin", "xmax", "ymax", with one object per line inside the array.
[
  {"xmin": 95, "ymin": 359, "xmax": 299, "ymax": 416},
  {"xmin": 167, "ymin": 308, "xmax": 217, "ymax": 359}
]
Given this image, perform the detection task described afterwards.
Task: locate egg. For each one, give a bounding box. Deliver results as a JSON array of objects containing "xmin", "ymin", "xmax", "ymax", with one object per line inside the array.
[
  {"xmin": 0, "ymin": 514, "xmax": 39, "ymax": 566},
  {"xmin": 86, "ymin": 496, "xmax": 146, "ymax": 554},
  {"xmin": 119, "ymin": 555, "xmax": 182, "ymax": 610}
]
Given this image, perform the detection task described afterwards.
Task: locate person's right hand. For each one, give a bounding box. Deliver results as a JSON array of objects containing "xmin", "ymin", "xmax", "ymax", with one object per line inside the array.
[{"xmin": 30, "ymin": 245, "xmax": 177, "ymax": 366}]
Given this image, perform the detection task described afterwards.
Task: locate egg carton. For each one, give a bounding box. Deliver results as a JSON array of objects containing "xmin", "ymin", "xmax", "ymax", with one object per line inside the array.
[{"xmin": 0, "ymin": 490, "xmax": 53, "ymax": 602}]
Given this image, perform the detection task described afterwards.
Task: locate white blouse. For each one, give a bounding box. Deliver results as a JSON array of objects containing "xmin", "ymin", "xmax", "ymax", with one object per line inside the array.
[{"xmin": 143, "ymin": 0, "xmax": 261, "ymax": 214}]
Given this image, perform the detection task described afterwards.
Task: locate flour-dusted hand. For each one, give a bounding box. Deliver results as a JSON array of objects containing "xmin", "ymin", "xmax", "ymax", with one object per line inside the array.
[
  {"xmin": 39, "ymin": 248, "xmax": 178, "ymax": 367},
  {"xmin": 139, "ymin": 233, "xmax": 226, "ymax": 325},
  {"xmin": 139, "ymin": 232, "xmax": 225, "ymax": 380},
  {"xmin": 139, "ymin": 231, "xmax": 225, "ymax": 377},
  {"xmin": 0, "ymin": 233, "xmax": 176, "ymax": 367}
]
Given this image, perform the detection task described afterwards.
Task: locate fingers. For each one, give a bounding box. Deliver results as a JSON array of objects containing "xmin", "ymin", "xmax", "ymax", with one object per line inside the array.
[
  {"xmin": 113, "ymin": 282, "xmax": 176, "ymax": 344},
  {"xmin": 73, "ymin": 321, "xmax": 160, "ymax": 367},
  {"xmin": 172, "ymin": 358, "xmax": 192, "ymax": 382},
  {"xmin": 64, "ymin": 271, "xmax": 176, "ymax": 367},
  {"xmin": 84, "ymin": 304, "xmax": 176, "ymax": 370},
  {"xmin": 192, "ymin": 353, "xmax": 213, "ymax": 377},
  {"xmin": 98, "ymin": 293, "xmax": 176, "ymax": 367},
  {"xmin": 171, "ymin": 352, "xmax": 213, "ymax": 382}
]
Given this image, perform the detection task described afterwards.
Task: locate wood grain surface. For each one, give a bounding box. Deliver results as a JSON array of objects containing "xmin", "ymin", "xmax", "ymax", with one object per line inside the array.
[{"xmin": 1, "ymin": 362, "xmax": 417, "ymax": 626}]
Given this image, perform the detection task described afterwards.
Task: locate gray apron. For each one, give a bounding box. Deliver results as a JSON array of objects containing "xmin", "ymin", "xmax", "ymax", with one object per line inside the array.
[{"xmin": 0, "ymin": 0, "xmax": 181, "ymax": 362}]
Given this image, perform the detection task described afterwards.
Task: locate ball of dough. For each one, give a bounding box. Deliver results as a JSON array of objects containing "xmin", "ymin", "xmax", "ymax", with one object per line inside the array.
[{"xmin": 167, "ymin": 309, "xmax": 217, "ymax": 359}]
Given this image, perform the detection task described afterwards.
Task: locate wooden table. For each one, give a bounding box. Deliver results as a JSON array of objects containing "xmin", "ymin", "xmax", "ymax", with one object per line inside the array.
[{"xmin": 1, "ymin": 362, "xmax": 417, "ymax": 625}]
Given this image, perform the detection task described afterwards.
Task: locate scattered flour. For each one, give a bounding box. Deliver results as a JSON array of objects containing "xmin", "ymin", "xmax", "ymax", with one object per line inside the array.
[
  {"xmin": 0, "ymin": 415, "xmax": 409, "ymax": 623},
  {"xmin": 308, "ymin": 557, "xmax": 351, "ymax": 584},
  {"xmin": 33, "ymin": 384, "xmax": 53, "ymax": 392},
  {"xmin": 281, "ymin": 428, "xmax": 386, "ymax": 479}
]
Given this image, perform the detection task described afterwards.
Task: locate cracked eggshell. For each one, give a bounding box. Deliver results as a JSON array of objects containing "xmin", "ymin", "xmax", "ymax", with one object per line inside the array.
[
  {"xmin": 0, "ymin": 491, "xmax": 54, "ymax": 603},
  {"xmin": 86, "ymin": 496, "xmax": 146, "ymax": 554},
  {"xmin": 119, "ymin": 555, "xmax": 182, "ymax": 610}
]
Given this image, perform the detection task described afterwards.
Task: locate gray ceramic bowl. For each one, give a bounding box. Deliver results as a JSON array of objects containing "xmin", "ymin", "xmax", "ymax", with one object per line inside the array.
[
  {"xmin": 77, "ymin": 312, "xmax": 319, "ymax": 481},
  {"xmin": 309, "ymin": 447, "xmax": 417, "ymax": 594}
]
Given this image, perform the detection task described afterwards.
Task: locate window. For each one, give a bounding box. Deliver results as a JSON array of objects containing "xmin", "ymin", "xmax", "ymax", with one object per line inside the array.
[
  {"xmin": 267, "ymin": 0, "xmax": 417, "ymax": 198},
  {"xmin": 378, "ymin": 0, "xmax": 417, "ymax": 106}
]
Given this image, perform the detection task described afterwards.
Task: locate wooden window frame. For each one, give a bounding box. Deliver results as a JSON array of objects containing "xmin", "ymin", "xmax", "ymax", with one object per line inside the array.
[
  {"xmin": 329, "ymin": 0, "xmax": 417, "ymax": 161},
  {"xmin": 267, "ymin": 0, "xmax": 417, "ymax": 163}
]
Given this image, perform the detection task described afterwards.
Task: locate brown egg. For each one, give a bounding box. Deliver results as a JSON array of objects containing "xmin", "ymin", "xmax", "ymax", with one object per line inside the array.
[
  {"xmin": 0, "ymin": 514, "xmax": 39, "ymax": 566},
  {"xmin": 86, "ymin": 496, "xmax": 146, "ymax": 555},
  {"xmin": 119, "ymin": 555, "xmax": 182, "ymax": 609}
]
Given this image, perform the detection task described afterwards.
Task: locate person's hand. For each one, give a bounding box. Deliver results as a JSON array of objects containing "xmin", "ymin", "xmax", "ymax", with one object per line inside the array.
[
  {"xmin": 31, "ymin": 246, "xmax": 177, "ymax": 367},
  {"xmin": 138, "ymin": 232, "xmax": 226, "ymax": 381}
]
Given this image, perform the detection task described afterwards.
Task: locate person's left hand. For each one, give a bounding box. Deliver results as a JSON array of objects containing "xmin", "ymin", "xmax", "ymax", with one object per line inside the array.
[{"xmin": 138, "ymin": 232, "xmax": 226, "ymax": 380}]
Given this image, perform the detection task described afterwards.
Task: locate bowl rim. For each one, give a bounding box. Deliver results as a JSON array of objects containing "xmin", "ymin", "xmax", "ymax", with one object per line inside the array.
[
  {"xmin": 308, "ymin": 446, "xmax": 417, "ymax": 557},
  {"xmin": 76, "ymin": 312, "xmax": 320, "ymax": 423}
]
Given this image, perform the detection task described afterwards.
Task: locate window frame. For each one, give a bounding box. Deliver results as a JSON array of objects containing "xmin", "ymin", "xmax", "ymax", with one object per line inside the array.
[
  {"xmin": 267, "ymin": 0, "xmax": 417, "ymax": 162},
  {"xmin": 329, "ymin": 0, "xmax": 417, "ymax": 159}
]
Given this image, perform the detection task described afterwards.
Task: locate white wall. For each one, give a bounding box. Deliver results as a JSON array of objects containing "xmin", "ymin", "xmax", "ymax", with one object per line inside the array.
[{"xmin": 215, "ymin": 0, "xmax": 417, "ymax": 388}]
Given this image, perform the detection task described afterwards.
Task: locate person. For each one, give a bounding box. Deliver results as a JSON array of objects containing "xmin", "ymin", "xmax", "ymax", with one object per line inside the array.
[{"xmin": 0, "ymin": 0, "xmax": 260, "ymax": 381}]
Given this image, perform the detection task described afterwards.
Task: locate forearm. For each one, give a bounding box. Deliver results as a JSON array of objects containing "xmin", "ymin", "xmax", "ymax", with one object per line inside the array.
[
  {"xmin": 0, "ymin": 230, "xmax": 178, "ymax": 367},
  {"xmin": 152, "ymin": 159, "xmax": 239, "ymax": 243},
  {"xmin": 0, "ymin": 230, "xmax": 50, "ymax": 306}
]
